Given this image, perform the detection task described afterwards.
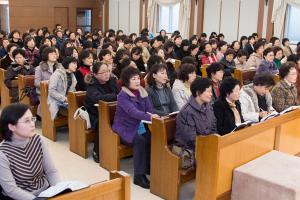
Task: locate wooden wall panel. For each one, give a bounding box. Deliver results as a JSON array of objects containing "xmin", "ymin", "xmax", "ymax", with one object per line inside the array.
[{"xmin": 9, "ymin": 0, "xmax": 102, "ymax": 32}]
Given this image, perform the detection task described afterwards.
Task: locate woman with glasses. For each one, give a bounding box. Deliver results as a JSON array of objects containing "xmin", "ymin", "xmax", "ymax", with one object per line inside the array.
[
  {"xmin": 0, "ymin": 103, "xmax": 60, "ymax": 200},
  {"xmin": 84, "ymin": 61, "xmax": 119, "ymax": 163},
  {"xmin": 271, "ymin": 62, "xmax": 299, "ymax": 112}
]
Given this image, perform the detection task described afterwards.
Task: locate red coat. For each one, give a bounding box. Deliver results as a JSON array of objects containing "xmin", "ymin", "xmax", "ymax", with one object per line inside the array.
[{"xmin": 200, "ymin": 53, "xmax": 218, "ymax": 65}]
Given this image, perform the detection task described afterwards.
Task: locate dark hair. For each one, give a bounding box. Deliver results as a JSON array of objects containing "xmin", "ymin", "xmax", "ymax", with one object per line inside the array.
[
  {"xmin": 78, "ymin": 49, "xmax": 93, "ymax": 66},
  {"xmin": 217, "ymin": 41, "xmax": 227, "ymax": 50},
  {"xmin": 9, "ymin": 30, "xmax": 20, "ymax": 39},
  {"xmin": 206, "ymin": 63, "xmax": 224, "ymax": 78},
  {"xmin": 254, "ymin": 42, "xmax": 264, "ymax": 52},
  {"xmin": 120, "ymin": 66, "xmax": 141, "ymax": 87},
  {"xmin": 178, "ymin": 63, "xmax": 196, "ymax": 82},
  {"xmin": 237, "ymin": 49, "xmax": 248, "ymax": 58},
  {"xmin": 240, "ymin": 36, "xmax": 247, "ymax": 44},
  {"xmin": 263, "ymin": 47, "xmax": 273, "ymax": 58},
  {"xmin": 282, "ymin": 38, "xmax": 289, "ymax": 46},
  {"xmin": 62, "ymin": 56, "xmax": 77, "ymax": 69},
  {"xmin": 64, "ymin": 47, "xmax": 77, "ymax": 57},
  {"xmin": 41, "ymin": 46, "xmax": 56, "ymax": 61},
  {"xmin": 134, "ymin": 37, "xmax": 143, "ymax": 44},
  {"xmin": 188, "ymin": 44, "xmax": 199, "ymax": 53},
  {"xmin": 191, "ymin": 77, "xmax": 212, "ymax": 97},
  {"xmin": 147, "ymin": 55, "xmax": 164, "ymax": 72},
  {"xmin": 224, "ymin": 49, "xmax": 236, "ymax": 57},
  {"xmin": 248, "ymin": 35, "xmax": 255, "ymax": 41},
  {"xmin": 131, "ymin": 46, "xmax": 143, "ymax": 56},
  {"xmin": 270, "ymin": 37, "xmax": 279, "ymax": 46},
  {"xmin": 273, "ymin": 46, "xmax": 283, "ymax": 56},
  {"xmin": 98, "ymin": 49, "xmax": 111, "ymax": 61},
  {"xmin": 114, "ymin": 49, "xmax": 130, "ymax": 64},
  {"xmin": 253, "ymin": 73, "xmax": 275, "ymax": 87},
  {"xmin": 83, "ymin": 40, "xmax": 93, "ymax": 49},
  {"xmin": 7, "ymin": 43, "xmax": 18, "ymax": 53},
  {"xmin": 102, "ymin": 42, "xmax": 113, "ymax": 50},
  {"xmin": 124, "ymin": 38, "xmax": 133, "ymax": 45},
  {"xmin": 252, "ymin": 33, "xmax": 258, "ymax": 37},
  {"xmin": 12, "ymin": 48, "xmax": 26, "ymax": 58},
  {"xmin": 91, "ymin": 61, "xmax": 108, "ymax": 74},
  {"xmin": 181, "ymin": 56, "xmax": 197, "ymax": 67},
  {"xmin": 164, "ymin": 40, "xmax": 174, "ymax": 51},
  {"xmin": 287, "ymin": 54, "xmax": 300, "ymax": 63},
  {"xmin": 200, "ymin": 33, "xmax": 207, "ymax": 38},
  {"xmin": 129, "ymin": 33, "xmax": 137, "ymax": 40},
  {"xmin": 230, "ymin": 41, "xmax": 240, "ymax": 49},
  {"xmin": 147, "ymin": 64, "xmax": 168, "ymax": 86},
  {"xmin": 41, "ymin": 37, "xmax": 51, "ymax": 46},
  {"xmin": 0, "ymin": 103, "xmax": 31, "ymax": 141},
  {"xmin": 24, "ymin": 36, "xmax": 35, "ymax": 48},
  {"xmin": 279, "ymin": 62, "xmax": 296, "ymax": 79},
  {"xmin": 219, "ymin": 77, "xmax": 240, "ymax": 98},
  {"xmin": 217, "ymin": 33, "xmax": 224, "ymax": 41}
]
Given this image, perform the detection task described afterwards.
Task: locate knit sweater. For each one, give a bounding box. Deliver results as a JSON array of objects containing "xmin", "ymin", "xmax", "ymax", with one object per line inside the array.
[{"xmin": 0, "ymin": 134, "xmax": 60, "ymax": 200}]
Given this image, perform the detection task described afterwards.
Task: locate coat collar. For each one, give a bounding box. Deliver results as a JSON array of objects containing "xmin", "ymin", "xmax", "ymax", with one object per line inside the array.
[
  {"xmin": 121, "ymin": 86, "xmax": 148, "ymax": 98},
  {"xmin": 187, "ymin": 96, "xmax": 208, "ymax": 113}
]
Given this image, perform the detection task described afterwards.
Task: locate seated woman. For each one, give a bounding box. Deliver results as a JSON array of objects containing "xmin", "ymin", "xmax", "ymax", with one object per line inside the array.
[
  {"xmin": 23, "ymin": 37, "xmax": 39, "ymax": 67},
  {"xmin": 219, "ymin": 49, "xmax": 236, "ymax": 76},
  {"xmin": 287, "ymin": 55, "xmax": 300, "ymax": 101},
  {"xmin": 84, "ymin": 62, "xmax": 119, "ymax": 163},
  {"xmin": 246, "ymin": 42, "xmax": 264, "ymax": 69},
  {"xmin": 112, "ymin": 67, "xmax": 159, "ymax": 189},
  {"xmin": 282, "ymin": 38, "xmax": 293, "ymax": 57},
  {"xmin": 146, "ymin": 63, "xmax": 178, "ymax": 116},
  {"xmin": 0, "ymin": 103, "xmax": 60, "ymax": 200},
  {"xmin": 239, "ymin": 74, "xmax": 275, "ymax": 122},
  {"xmin": 4, "ymin": 48, "xmax": 34, "ymax": 103},
  {"xmin": 75, "ymin": 49, "xmax": 94, "ymax": 91},
  {"xmin": 213, "ymin": 77, "xmax": 244, "ymax": 135},
  {"xmin": 256, "ymin": 47, "xmax": 278, "ymax": 75},
  {"xmin": 175, "ymin": 77, "xmax": 217, "ymax": 151},
  {"xmin": 199, "ymin": 42, "xmax": 217, "ymax": 65},
  {"xmin": 131, "ymin": 46, "xmax": 146, "ymax": 72},
  {"xmin": 234, "ymin": 50, "xmax": 248, "ymax": 69},
  {"xmin": 98, "ymin": 49, "xmax": 114, "ymax": 74},
  {"xmin": 216, "ymin": 41, "xmax": 228, "ymax": 61},
  {"xmin": 273, "ymin": 46, "xmax": 286, "ymax": 70},
  {"xmin": 206, "ymin": 63, "xmax": 224, "ymax": 103},
  {"xmin": 48, "ymin": 56, "xmax": 77, "ymax": 120},
  {"xmin": 271, "ymin": 62, "xmax": 299, "ymax": 112},
  {"xmin": 64, "ymin": 46, "xmax": 79, "ymax": 59},
  {"xmin": 0, "ymin": 43, "xmax": 18, "ymax": 70},
  {"xmin": 172, "ymin": 63, "xmax": 197, "ymax": 109}
]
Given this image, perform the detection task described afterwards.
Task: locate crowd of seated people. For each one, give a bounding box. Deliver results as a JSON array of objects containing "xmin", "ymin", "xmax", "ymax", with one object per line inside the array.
[{"xmin": 2, "ymin": 24, "xmax": 300, "ymax": 198}]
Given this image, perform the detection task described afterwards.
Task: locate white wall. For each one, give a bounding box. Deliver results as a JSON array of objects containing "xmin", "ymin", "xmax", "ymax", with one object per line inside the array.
[
  {"xmin": 108, "ymin": 0, "xmax": 140, "ymax": 34},
  {"xmin": 0, "ymin": 3, "xmax": 9, "ymax": 32},
  {"xmin": 202, "ymin": 0, "xmax": 262, "ymax": 43}
]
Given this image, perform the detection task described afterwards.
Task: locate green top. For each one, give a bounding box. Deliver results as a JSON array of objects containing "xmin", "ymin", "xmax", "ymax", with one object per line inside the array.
[{"xmin": 274, "ymin": 58, "xmax": 281, "ymax": 69}]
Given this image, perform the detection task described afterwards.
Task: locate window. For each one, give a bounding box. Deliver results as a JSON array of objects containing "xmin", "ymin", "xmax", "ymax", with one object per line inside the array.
[
  {"xmin": 285, "ymin": 5, "xmax": 300, "ymax": 43},
  {"xmin": 157, "ymin": 3, "xmax": 180, "ymax": 33},
  {"xmin": 77, "ymin": 8, "xmax": 92, "ymax": 32}
]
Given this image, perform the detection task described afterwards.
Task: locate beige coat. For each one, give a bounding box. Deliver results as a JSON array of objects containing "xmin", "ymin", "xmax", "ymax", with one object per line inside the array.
[{"xmin": 246, "ymin": 53, "xmax": 262, "ymax": 69}]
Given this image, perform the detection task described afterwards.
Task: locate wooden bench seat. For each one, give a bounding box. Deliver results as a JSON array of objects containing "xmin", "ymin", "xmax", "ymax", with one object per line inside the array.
[
  {"xmin": 0, "ymin": 68, "xmax": 12, "ymax": 108},
  {"xmin": 150, "ymin": 116, "xmax": 195, "ymax": 200},
  {"xmin": 50, "ymin": 171, "xmax": 130, "ymax": 200},
  {"xmin": 40, "ymin": 81, "xmax": 68, "ymax": 141},
  {"xmin": 233, "ymin": 68, "xmax": 256, "ymax": 86},
  {"xmin": 98, "ymin": 101, "xmax": 133, "ymax": 171},
  {"xmin": 18, "ymin": 74, "xmax": 38, "ymax": 116},
  {"xmin": 68, "ymin": 91, "xmax": 95, "ymax": 158},
  {"xmin": 193, "ymin": 109, "xmax": 300, "ymax": 200}
]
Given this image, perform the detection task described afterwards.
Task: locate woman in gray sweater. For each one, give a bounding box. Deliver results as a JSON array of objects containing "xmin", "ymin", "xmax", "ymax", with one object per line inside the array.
[
  {"xmin": 146, "ymin": 63, "xmax": 178, "ymax": 116},
  {"xmin": 0, "ymin": 104, "xmax": 60, "ymax": 200}
]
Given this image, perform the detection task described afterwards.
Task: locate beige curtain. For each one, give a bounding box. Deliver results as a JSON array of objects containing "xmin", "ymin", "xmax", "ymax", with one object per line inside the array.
[
  {"xmin": 272, "ymin": 0, "xmax": 300, "ymax": 38},
  {"xmin": 147, "ymin": 0, "xmax": 191, "ymax": 39}
]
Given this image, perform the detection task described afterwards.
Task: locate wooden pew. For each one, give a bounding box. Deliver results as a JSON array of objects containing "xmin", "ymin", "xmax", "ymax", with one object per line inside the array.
[
  {"xmin": 193, "ymin": 114, "xmax": 290, "ymax": 200},
  {"xmin": 0, "ymin": 69, "xmax": 12, "ymax": 108},
  {"xmin": 201, "ymin": 64, "xmax": 209, "ymax": 78},
  {"xmin": 99, "ymin": 101, "xmax": 133, "ymax": 171},
  {"xmin": 274, "ymin": 109, "xmax": 300, "ymax": 156},
  {"xmin": 67, "ymin": 91, "xmax": 95, "ymax": 158},
  {"xmin": 50, "ymin": 171, "xmax": 130, "ymax": 200},
  {"xmin": 150, "ymin": 116, "xmax": 195, "ymax": 200},
  {"xmin": 233, "ymin": 68, "xmax": 256, "ymax": 86},
  {"xmin": 18, "ymin": 74, "xmax": 38, "ymax": 116},
  {"xmin": 40, "ymin": 81, "xmax": 68, "ymax": 141}
]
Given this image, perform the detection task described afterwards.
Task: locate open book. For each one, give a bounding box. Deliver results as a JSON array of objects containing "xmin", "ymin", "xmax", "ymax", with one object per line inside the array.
[
  {"xmin": 38, "ymin": 181, "xmax": 88, "ymax": 198},
  {"xmin": 231, "ymin": 121, "xmax": 253, "ymax": 132},
  {"xmin": 260, "ymin": 110, "xmax": 279, "ymax": 122},
  {"xmin": 280, "ymin": 105, "xmax": 300, "ymax": 115}
]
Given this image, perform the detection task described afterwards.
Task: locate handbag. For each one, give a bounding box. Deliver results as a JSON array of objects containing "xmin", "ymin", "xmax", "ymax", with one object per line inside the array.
[
  {"xmin": 73, "ymin": 106, "xmax": 91, "ymax": 129},
  {"xmin": 19, "ymin": 86, "xmax": 40, "ymax": 106},
  {"xmin": 169, "ymin": 142, "xmax": 195, "ymax": 170}
]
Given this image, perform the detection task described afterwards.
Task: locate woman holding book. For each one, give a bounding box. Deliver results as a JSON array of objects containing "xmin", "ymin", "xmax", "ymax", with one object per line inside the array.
[
  {"xmin": 0, "ymin": 104, "xmax": 60, "ymax": 200},
  {"xmin": 239, "ymin": 74, "xmax": 275, "ymax": 122}
]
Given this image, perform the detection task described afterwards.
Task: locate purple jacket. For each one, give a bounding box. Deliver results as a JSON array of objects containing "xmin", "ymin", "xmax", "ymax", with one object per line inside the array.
[
  {"xmin": 112, "ymin": 87, "xmax": 153, "ymax": 143},
  {"xmin": 175, "ymin": 96, "xmax": 217, "ymax": 150},
  {"xmin": 256, "ymin": 60, "xmax": 278, "ymax": 75},
  {"xmin": 24, "ymin": 47, "xmax": 40, "ymax": 66}
]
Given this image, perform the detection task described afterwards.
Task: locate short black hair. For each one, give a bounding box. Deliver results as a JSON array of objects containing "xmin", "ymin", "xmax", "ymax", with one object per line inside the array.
[
  {"xmin": 124, "ymin": 38, "xmax": 133, "ymax": 45},
  {"xmin": 282, "ymin": 38, "xmax": 289, "ymax": 46},
  {"xmin": 147, "ymin": 64, "xmax": 168, "ymax": 86},
  {"xmin": 263, "ymin": 47, "xmax": 273, "ymax": 58},
  {"xmin": 191, "ymin": 77, "xmax": 212, "ymax": 97},
  {"xmin": 253, "ymin": 73, "xmax": 275, "ymax": 87},
  {"xmin": 7, "ymin": 43, "xmax": 18, "ymax": 53},
  {"xmin": 98, "ymin": 49, "xmax": 111, "ymax": 61},
  {"xmin": 134, "ymin": 37, "xmax": 143, "ymax": 44},
  {"xmin": 120, "ymin": 66, "xmax": 141, "ymax": 88},
  {"xmin": 254, "ymin": 42, "xmax": 264, "ymax": 52},
  {"xmin": 237, "ymin": 49, "xmax": 248, "ymax": 58},
  {"xmin": 178, "ymin": 63, "xmax": 196, "ymax": 82},
  {"xmin": 220, "ymin": 77, "xmax": 240, "ymax": 98},
  {"xmin": 224, "ymin": 49, "xmax": 236, "ymax": 57},
  {"xmin": 131, "ymin": 46, "xmax": 142, "ymax": 56},
  {"xmin": 206, "ymin": 63, "xmax": 224, "ymax": 78},
  {"xmin": 62, "ymin": 56, "xmax": 77, "ymax": 69},
  {"xmin": 64, "ymin": 47, "xmax": 77, "ymax": 57},
  {"xmin": 91, "ymin": 61, "xmax": 108, "ymax": 74},
  {"xmin": 272, "ymin": 46, "xmax": 283, "ymax": 56},
  {"xmin": 24, "ymin": 36, "xmax": 35, "ymax": 48},
  {"xmin": 279, "ymin": 62, "xmax": 296, "ymax": 79},
  {"xmin": 147, "ymin": 55, "xmax": 164, "ymax": 72},
  {"xmin": 217, "ymin": 41, "xmax": 227, "ymax": 50},
  {"xmin": 181, "ymin": 56, "xmax": 197, "ymax": 67},
  {"xmin": 41, "ymin": 46, "xmax": 56, "ymax": 61},
  {"xmin": 0, "ymin": 103, "xmax": 31, "ymax": 141},
  {"xmin": 78, "ymin": 49, "xmax": 94, "ymax": 66},
  {"xmin": 12, "ymin": 48, "xmax": 26, "ymax": 58}
]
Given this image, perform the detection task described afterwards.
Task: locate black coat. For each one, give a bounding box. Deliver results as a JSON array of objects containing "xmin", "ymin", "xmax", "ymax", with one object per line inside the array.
[
  {"xmin": 0, "ymin": 55, "xmax": 13, "ymax": 70},
  {"xmin": 84, "ymin": 76, "xmax": 119, "ymax": 129},
  {"xmin": 244, "ymin": 44, "xmax": 254, "ymax": 57},
  {"xmin": 213, "ymin": 97, "xmax": 244, "ymax": 135}
]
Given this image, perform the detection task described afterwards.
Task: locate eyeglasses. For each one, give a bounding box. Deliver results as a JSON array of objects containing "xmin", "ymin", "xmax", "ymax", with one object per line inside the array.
[{"xmin": 18, "ymin": 117, "xmax": 37, "ymax": 124}]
